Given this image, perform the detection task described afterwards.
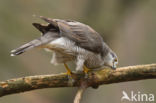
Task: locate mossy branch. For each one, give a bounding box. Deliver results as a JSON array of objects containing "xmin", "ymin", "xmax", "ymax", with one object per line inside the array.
[{"xmin": 0, "ymin": 64, "xmax": 156, "ymax": 97}]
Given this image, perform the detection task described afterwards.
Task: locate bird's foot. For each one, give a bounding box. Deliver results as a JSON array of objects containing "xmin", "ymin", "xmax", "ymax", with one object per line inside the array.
[
  {"xmin": 66, "ymin": 71, "xmax": 75, "ymax": 83},
  {"xmin": 64, "ymin": 63, "xmax": 75, "ymax": 83}
]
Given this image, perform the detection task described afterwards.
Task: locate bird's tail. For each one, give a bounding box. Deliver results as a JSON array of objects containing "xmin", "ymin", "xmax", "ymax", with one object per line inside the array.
[{"xmin": 10, "ymin": 38, "xmax": 44, "ymax": 56}]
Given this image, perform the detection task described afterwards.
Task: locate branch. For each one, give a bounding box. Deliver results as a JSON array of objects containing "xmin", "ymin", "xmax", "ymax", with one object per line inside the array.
[{"xmin": 0, "ymin": 64, "xmax": 156, "ymax": 97}]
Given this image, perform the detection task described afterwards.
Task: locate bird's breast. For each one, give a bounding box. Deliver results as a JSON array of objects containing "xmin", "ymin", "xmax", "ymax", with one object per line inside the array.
[{"xmin": 84, "ymin": 53, "xmax": 104, "ymax": 69}]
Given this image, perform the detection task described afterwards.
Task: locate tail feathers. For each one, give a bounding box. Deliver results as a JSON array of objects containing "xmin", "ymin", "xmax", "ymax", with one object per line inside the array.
[
  {"xmin": 11, "ymin": 44, "xmax": 33, "ymax": 56},
  {"xmin": 11, "ymin": 38, "xmax": 43, "ymax": 56}
]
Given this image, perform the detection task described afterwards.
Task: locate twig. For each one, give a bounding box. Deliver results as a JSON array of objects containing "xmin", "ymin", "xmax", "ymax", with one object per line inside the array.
[
  {"xmin": 74, "ymin": 87, "xmax": 86, "ymax": 103},
  {"xmin": 74, "ymin": 81, "xmax": 88, "ymax": 103}
]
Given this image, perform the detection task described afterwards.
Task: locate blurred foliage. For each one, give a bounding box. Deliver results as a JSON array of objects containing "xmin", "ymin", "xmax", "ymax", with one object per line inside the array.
[{"xmin": 0, "ymin": 0, "xmax": 156, "ymax": 103}]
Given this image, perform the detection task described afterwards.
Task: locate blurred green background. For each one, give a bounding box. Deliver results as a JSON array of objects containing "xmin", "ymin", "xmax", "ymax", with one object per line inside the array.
[{"xmin": 0, "ymin": 0, "xmax": 156, "ymax": 103}]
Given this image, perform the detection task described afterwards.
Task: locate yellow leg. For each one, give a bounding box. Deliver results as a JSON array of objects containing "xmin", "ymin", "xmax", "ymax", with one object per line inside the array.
[
  {"xmin": 64, "ymin": 63, "xmax": 72, "ymax": 76},
  {"xmin": 83, "ymin": 65, "xmax": 90, "ymax": 73},
  {"xmin": 64, "ymin": 63, "xmax": 75, "ymax": 83}
]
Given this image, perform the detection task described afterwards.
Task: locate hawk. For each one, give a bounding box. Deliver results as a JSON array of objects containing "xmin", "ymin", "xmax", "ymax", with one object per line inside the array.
[{"xmin": 11, "ymin": 16, "xmax": 118, "ymax": 78}]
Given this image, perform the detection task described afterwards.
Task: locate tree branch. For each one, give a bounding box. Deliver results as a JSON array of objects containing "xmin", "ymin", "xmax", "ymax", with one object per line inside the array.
[{"xmin": 0, "ymin": 64, "xmax": 156, "ymax": 97}]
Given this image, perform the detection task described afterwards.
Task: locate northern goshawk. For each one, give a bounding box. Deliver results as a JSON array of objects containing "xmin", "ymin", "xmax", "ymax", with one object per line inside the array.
[{"xmin": 11, "ymin": 16, "xmax": 118, "ymax": 78}]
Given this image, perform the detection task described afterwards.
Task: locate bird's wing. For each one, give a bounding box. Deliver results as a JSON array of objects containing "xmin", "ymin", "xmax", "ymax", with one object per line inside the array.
[
  {"xmin": 39, "ymin": 16, "xmax": 104, "ymax": 54},
  {"xmin": 56, "ymin": 19, "xmax": 104, "ymax": 54}
]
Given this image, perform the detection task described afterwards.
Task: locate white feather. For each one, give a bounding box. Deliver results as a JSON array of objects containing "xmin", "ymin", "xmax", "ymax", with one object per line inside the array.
[
  {"xmin": 11, "ymin": 54, "xmax": 15, "ymax": 56},
  {"xmin": 68, "ymin": 22, "xmax": 81, "ymax": 25},
  {"xmin": 49, "ymin": 37, "xmax": 86, "ymax": 54}
]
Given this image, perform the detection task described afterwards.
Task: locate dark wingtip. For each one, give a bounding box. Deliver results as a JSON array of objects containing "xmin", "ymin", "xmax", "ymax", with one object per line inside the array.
[
  {"xmin": 32, "ymin": 23, "xmax": 47, "ymax": 33},
  {"xmin": 32, "ymin": 15, "xmax": 59, "ymax": 33},
  {"xmin": 32, "ymin": 23, "xmax": 41, "ymax": 29}
]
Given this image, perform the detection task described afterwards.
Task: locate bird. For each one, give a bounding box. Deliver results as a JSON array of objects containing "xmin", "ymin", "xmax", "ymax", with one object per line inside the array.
[{"xmin": 10, "ymin": 16, "xmax": 118, "ymax": 79}]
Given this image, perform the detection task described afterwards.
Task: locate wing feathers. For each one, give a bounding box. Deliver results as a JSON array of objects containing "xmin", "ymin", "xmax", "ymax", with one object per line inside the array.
[
  {"xmin": 34, "ymin": 16, "xmax": 104, "ymax": 54},
  {"xmin": 32, "ymin": 23, "xmax": 48, "ymax": 33},
  {"xmin": 39, "ymin": 16, "xmax": 59, "ymax": 30}
]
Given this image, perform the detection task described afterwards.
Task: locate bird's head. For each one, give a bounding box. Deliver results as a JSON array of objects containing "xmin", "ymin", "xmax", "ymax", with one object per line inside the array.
[{"xmin": 103, "ymin": 51, "xmax": 118, "ymax": 69}]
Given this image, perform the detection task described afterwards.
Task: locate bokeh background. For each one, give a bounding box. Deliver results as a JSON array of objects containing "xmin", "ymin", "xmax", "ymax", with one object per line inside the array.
[{"xmin": 0, "ymin": 0, "xmax": 156, "ymax": 103}]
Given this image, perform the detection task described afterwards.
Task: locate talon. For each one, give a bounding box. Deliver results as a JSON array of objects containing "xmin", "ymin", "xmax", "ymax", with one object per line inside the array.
[{"xmin": 64, "ymin": 63, "xmax": 74, "ymax": 82}]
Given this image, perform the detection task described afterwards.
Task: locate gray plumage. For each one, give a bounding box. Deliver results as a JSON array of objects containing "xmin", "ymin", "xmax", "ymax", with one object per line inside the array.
[{"xmin": 11, "ymin": 16, "xmax": 118, "ymax": 71}]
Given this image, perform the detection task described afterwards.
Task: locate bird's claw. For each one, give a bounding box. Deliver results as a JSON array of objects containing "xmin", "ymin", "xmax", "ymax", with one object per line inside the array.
[{"xmin": 64, "ymin": 63, "xmax": 75, "ymax": 84}]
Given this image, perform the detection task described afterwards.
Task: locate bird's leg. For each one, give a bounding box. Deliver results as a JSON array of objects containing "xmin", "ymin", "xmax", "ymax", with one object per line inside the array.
[
  {"xmin": 83, "ymin": 65, "xmax": 90, "ymax": 78},
  {"xmin": 83, "ymin": 65, "xmax": 90, "ymax": 74},
  {"xmin": 64, "ymin": 63, "xmax": 72, "ymax": 76},
  {"xmin": 64, "ymin": 63, "xmax": 74, "ymax": 82}
]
